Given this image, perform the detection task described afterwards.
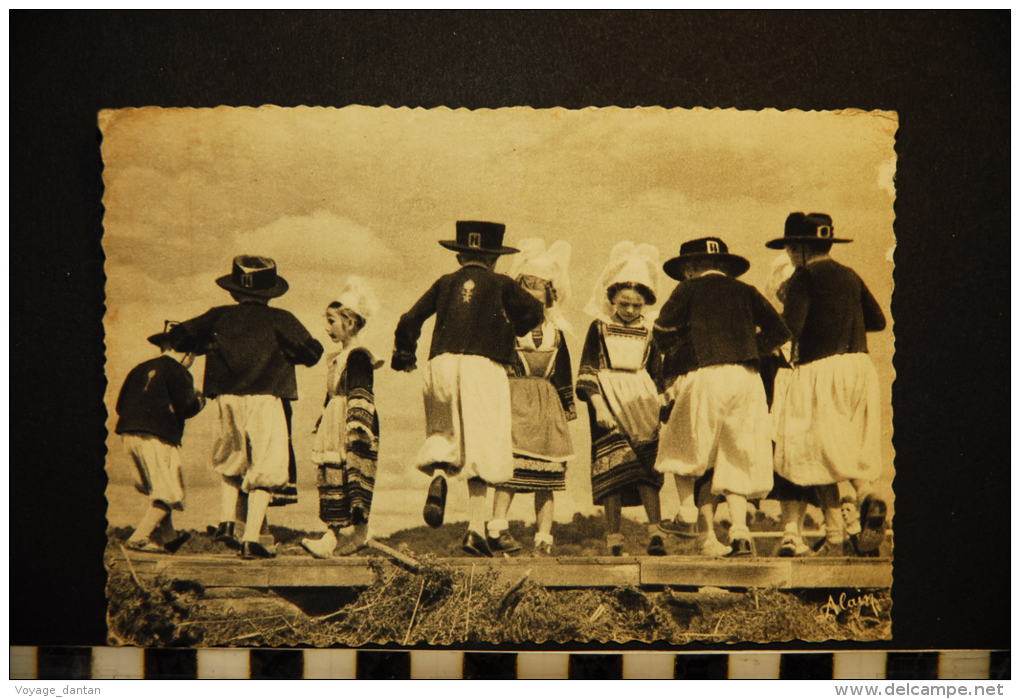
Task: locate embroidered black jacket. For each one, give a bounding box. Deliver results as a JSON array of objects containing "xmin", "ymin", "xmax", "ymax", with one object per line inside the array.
[{"xmin": 393, "ymin": 263, "xmax": 544, "ymax": 368}]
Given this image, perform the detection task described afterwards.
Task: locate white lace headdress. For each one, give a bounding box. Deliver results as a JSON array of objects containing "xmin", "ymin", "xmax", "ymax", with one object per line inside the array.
[
  {"xmin": 335, "ymin": 275, "xmax": 380, "ymax": 324},
  {"xmin": 507, "ymin": 237, "xmax": 573, "ymax": 334},
  {"xmin": 583, "ymin": 241, "xmax": 662, "ymax": 323}
]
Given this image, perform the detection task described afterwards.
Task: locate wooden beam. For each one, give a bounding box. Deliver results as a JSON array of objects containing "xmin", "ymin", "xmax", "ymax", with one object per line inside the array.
[{"xmin": 108, "ymin": 552, "xmax": 892, "ymax": 590}]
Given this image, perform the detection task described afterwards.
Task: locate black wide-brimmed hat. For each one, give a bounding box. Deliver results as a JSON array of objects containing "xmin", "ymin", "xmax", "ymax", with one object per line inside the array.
[
  {"xmin": 216, "ymin": 255, "xmax": 290, "ymax": 298},
  {"xmin": 663, "ymin": 237, "xmax": 750, "ymax": 280},
  {"xmin": 147, "ymin": 320, "xmax": 205, "ymax": 353},
  {"xmin": 765, "ymin": 212, "xmax": 853, "ymax": 249},
  {"xmin": 438, "ymin": 220, "xmax": 519, "ymax": 255},
  {"xmin": 147, "ymin": 320, "xmax": 181, "ymax": 348}
]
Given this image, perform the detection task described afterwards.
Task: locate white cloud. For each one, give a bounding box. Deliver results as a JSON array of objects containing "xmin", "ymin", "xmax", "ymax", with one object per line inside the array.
[{"xmin": 231, "ymin": 209, "xmax": 399, "ymax": 276}]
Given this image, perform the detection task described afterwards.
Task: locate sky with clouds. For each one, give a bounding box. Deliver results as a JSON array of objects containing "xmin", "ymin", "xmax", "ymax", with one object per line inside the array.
[{"xmin": 101, "ymin": 106, "xmax": 897, "ymax": 536}]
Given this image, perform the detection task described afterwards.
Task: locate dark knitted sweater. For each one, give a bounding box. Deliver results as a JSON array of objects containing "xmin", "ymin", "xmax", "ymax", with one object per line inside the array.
[
  {"xmin": 115, "ymin": 355, "xmax": 203, "ymax": 446},
  {"xmin": 654, "ymin": 273, "xmax": 790, "ymax": 387},
  {"xmin": 169, "ymin": 301, "xmax": 323, "ymax": 399},
  {"xmin": 782, "ymin": 259, "xmax": 886, "ymax": 364}
]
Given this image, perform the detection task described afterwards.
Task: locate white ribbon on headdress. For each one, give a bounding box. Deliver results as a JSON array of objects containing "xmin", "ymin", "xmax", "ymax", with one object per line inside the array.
[
  {"xmin": 583, "ymin": 241, "xmax": 662, "ymax": 324},
  {"xmin": 508, "ymin": 237, "xmax": 574, "ymax": 334},
  {"xmin": 335, "ymin": 275, "xmax": 380, "ymax": 324}
]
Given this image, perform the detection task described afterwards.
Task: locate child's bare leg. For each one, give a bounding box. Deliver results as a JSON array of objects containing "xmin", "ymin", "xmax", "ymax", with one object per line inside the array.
[
  {"xmin": 817, "ymin": 483, "xmax": 845, "ymax": 544},
  {"xmin": 351, "ymin": 522, "xmax": 368, "ymax": 544},
  {"xmin": 603, "ymin": 494, "xmax": 622, "ymax": 534},
  {"xmin": 131, "ymin": 503, "xmax": 169, "ymax": 543},
  {"xmin": 781, "ymin": 499, "xmax": 807, "ymax": 536},
  {"xmin": 466, "ymin": 478, "xmax": 489, "ymax": 535},
  {"xmin": 488, "ymin": 487, "xmax": 515, "ymax": 538},
  {"xmin": 637, "ymin": 484, "xmax": 661, "ymax": 524},
  {"xmin": 725, "ymin": 493, "xmax": 750, "ymax": 540},
  {"xmin": 672, "ymin": 474, "xmax": 698, "ymax": 523},
  {"xmin": 219, "ymin": 478, "xmax": 240, "ymax": 524},
  {"xmin": 603, "ymin": 493, "xmax": 624, "ymax": 554},
  {"xmin": 242, "ymin": 489, "xmax": 272, "ymax": 543},
  {"xmin": 534, "ymin": 491, "xmax": 554, "ymax": 539}
]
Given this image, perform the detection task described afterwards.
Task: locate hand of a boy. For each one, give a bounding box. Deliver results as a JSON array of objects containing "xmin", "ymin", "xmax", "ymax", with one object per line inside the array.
[{"xmin": 390, "ymin": 350, "xmax": 417, "ymax": 373}]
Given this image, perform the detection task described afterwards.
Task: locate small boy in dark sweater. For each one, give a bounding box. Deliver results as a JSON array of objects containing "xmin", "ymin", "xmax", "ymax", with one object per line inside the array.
[
  {"xmin": 654, "ymin": 237, "xmax": 790, "ymax": 557},
  {"xmin": 167, "ymin": 256, "xmax": 324, "ymax": 559},
  {"xmin": 116, "ymin": 321, "xmax": 205, "ymax": 553},
  {"xmin": 766, "ymin": 213, "xmax": 889, "ymax": 557}
]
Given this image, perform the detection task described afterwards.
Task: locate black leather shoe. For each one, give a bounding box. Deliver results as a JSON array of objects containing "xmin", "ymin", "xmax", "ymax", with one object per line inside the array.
[
  {"xmin": 239, "ymin": 541, "xmax": 276, "ymax": 560},
  {"xmin": 658, "ymin": 517, "xmax": 700, "ymax": 538},
  {"xmin": 724, "ymin": 538, "xmax": 753, "ymax": 558},
  {"xmin": 814, "ymin": 539, "xmax": 853, "ymax": 558},
  {"xmin": 210, "ymin": 521, "xmax": 241, "ymax": 551},
  {"xmin": 423, "ymin": 474, "xmax": 448, "ymax": 528},
  {"xmin": 854, "ymin": 494, "xmax": 887, "ymax": 555},
  {"xmin": 461, "ymin": 530, "xmax": 493, "ymax": 557},
  {"xmin": 848, "ymin": 533, "xmax": 879, "ymax": 557},
  {"xmin": 646, "ymin": 534, "xmax": 667, "ymax": 556},
  {"xmin": 487, "ymin": 529, "xmax": 522, "ymax": 554},
  {"xmin": 163, "ymin": 531, "xmax": 191, "ymax": 554}
]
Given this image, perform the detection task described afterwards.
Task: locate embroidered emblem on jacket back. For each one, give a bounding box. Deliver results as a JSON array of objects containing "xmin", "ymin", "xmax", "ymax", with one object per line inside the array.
[{"xmin": 461, "ymin": 279, "xmax": 476, "ymax": 304}]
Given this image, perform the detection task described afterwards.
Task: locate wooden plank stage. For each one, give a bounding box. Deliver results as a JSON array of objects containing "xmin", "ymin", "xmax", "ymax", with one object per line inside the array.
[{"xmin": 111, "ymin": 550, "xmax": 891, "ymax": 590}]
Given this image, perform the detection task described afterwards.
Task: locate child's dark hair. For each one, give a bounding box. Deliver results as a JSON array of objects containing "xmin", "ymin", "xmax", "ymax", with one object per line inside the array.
[
  {"xmin": 456, "ymin": 251, "xmax": 500, "ymax": 267},
  {"xmin": 327, "ymin": 301, "xmax": 367, "ymax": 333},
  {"xmin": 607, "ymin": 281, "xmax": 656, "ymax": 305},
  {"xmin": 230, "ymin": 290, "xmax": 269, "ymax": 304},
  {"xmin": 789, "ymin": 239, "xmax": 834, "ymax": 255}
]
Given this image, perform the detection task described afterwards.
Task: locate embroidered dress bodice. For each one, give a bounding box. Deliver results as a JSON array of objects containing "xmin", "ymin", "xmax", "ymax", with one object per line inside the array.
[
  {"xmin": 601, "ymin": 320, "xmax": 652, "ymax": 371},
  {"xmin": 515, "ymin": 321, "xmax": 559, "ymax": 379}
]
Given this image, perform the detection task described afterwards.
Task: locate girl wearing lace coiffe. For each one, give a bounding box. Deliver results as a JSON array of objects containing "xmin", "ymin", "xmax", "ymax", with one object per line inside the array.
[
  {"xmin": 576, "ymin": 242, "xmax": 667, "ymax": 557},
  {"xmin": 301, "ymin": 278, "xmax": 384, "ymax": 559},
  {"xmin": 486, "ymin": 239, "xmax": 577, "ymax": 556}
]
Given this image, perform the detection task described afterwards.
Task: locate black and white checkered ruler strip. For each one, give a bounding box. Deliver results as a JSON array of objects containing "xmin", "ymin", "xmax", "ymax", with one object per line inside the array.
[{"xmin": 10, "ymin": 648, "xmax": 1008, "ymax": 679}]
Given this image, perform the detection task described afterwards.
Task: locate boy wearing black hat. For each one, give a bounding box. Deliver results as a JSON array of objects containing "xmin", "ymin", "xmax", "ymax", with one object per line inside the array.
[
  {"xmin": 393, "ymin": 221, "xmax": 544, "ymax": 557},
  {"xmin": 653, "ymin": 237, "xmax": 790, "ymax": 557},
  {"xmin": 766, "ymin": 213, "xmax": 889, "ymax": 557},
  {"xmin": 167, "ymin": 255, "xmax": 324, "ymax": 559},
  {"xmin": 115, "ymin": 322, "xmax": 205, "ymax": 553}
]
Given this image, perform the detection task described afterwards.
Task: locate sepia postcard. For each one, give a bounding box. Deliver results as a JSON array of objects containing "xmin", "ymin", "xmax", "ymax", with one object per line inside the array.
[{"xmin": 101, "ymin": 105, "xmax": 896, "ymax": 647}]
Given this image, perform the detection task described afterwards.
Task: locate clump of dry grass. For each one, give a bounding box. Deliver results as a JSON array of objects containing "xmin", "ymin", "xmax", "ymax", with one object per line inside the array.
[
  {"xmin": 107, "ymin": 571, "xmax": 205, "ymax": 646},
  {"xmin": 105, "ymin": 519, "xmax": 889, "ymax": 647},
  {"xmin": 182, "ymin": 553, "xmax": 890, "ymax": 647}
]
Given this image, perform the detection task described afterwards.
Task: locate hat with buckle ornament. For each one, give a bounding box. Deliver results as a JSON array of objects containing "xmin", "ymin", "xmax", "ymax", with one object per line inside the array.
[
  {"xmin": 663, "ymin": 236, "xmax": 750, "ymax": 280},
  {"xmin": 438, "ymin": 220, "xmax": 519, "ymax": 255},
  {"xmin": 765, "ymin": 212, "xmax": 853, "ymax": 249},
  {"xmin": 216, "ymin": 255, "xmax": 290, "ymax": 298}
]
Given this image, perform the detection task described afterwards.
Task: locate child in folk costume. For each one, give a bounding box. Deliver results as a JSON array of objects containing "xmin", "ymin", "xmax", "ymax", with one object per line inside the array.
[
  {"xmin": 392, "ymin": 221, "xmax": 544, "ymax": 557},
  {"xmin": 766, "ymin": 213, "xmax": 889, "ymax": 557},
  {"xmin": 577, "ymin": 242, "xmax": 667, "ymax": 557},
  {"xmin": 167, "ymin": 256, "xmax": 324, "ymax": 559},
  {"xmin": 654, "ymin": 238, "xmax": 790, "ymax": 557},
  {"xmin": 301, "ymin": 278, "xmax": 384, "ymax": 559},
  {"xmin": 487, "ymin": 239, "xmax": 577, "ymax": 556},
  {"xmin": 115, "ymin": 322, "xmax": 205, "ymax": 553}
]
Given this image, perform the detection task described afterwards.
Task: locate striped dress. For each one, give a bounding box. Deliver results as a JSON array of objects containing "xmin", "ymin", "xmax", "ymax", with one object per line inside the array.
[
  {"xmin": 576, "ymin": 319, "xmax": 664, "ymax": 506},
  {"xmin": 310, "ymin": 347, "xmax": 381, "ymax": 527}
]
